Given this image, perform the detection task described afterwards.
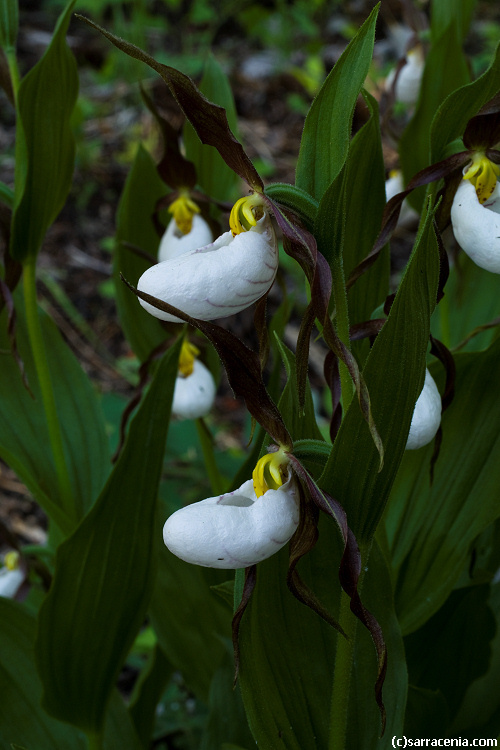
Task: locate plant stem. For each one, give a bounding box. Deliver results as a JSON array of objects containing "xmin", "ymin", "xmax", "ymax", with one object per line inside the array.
[
  {"xmin": 196, "ymin": 417, "xmax": 225, "ymax": 495},
  {"xmin": 23, "ymin": 258, "xmax": 73, "ymax": 507},
  {"xmin": 328, "ymin": 590, "xmax": 358, "ymax": 750},
  {"xmin": 5, "ymin": 48, "xmax": 20, "ymax": 103},
  {"xmin": 439, "ymin": 292, "xmax": 451, "ymax": 349}
]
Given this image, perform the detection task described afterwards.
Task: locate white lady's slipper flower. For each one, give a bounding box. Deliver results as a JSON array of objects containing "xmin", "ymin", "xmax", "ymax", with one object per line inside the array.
[
  {"xmin": 406, "ymin": 369, "xmax": 441, "ymax": 450},
  {"xmin": 163, "ymin": 448, "xmax": 299, "ymax": 568},
  {"xmin": 385, "ymin": 46, "xmax": 424, "ymax": 106},
  {"xmin": 172, "ymin": 340, "xmax": 216, "ymax": 420},
  {"xmin": 138, "ymin": 194, "xmax": 278, "ymax": 323},
  {"xmin": 451, "ymin": 155, "xmax": 500, "ymax": 273},
  {"xmin": 158, "ymin": 214, "xmax": 213, "ymax": 262},
  {"xmin": 0, "ymin": 551, "xmax": 24, "ymax": 598},
  {"xmin": 385, "ymin": 170, "xmax": 418, "ymax": 227}
]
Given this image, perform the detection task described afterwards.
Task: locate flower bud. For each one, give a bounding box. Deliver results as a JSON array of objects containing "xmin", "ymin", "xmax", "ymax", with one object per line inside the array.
[{"xmin": 406, "ymin": 369, "xmax": 441, "ymax": 450}]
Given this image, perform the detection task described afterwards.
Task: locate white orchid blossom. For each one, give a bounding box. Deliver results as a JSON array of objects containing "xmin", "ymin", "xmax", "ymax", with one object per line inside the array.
[
  {"xmin": 158, "ymin": 214, "xmax": 213, "ymax": 262},
  {"xmin": 451, "ymin": 155, "xmax": 500, "ymax": 273},
  {"xmin": 138, "ymin": 194, "xmax": 278, "ymax": 323},
  {"xmin": 385, "ymin": 170, "xmax": 418, "ymax": 227},
  {"xmin": 406, "ymin": 369, "xmax": 442, "ymax": 450},
  {"xmin": 0, "ymin": 551, "xmax": 24, "ymax": 598},
  {"xmin": 172, "ymin": 340, "xmax": 216, "ymax": 420},
  {"xmin": 385, "ymin": 46, "xmax": 424, "ymax": 106},
  {"xmin": 163, "ymin": 448, "xmax": 299, "ymax": 569}
]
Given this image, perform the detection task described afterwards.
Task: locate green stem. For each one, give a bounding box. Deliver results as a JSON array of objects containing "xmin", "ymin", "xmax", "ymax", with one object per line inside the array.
[
  {"xmin": 328, "ymin": 590, "xmax": 358, "ymax": 750},
  {"xmin": 439, "ymin": 293, "xmax": 451, "ymax": 349},
  {"xmin": 5, "ymin": 48, "xmax": 20, "ymax": 103},
  {"xmin": 196, "ymin": 418, "xmax": 225, "ymax": 495},
  {"xmin": 86, "ymin": 730, "xmax": 102, "ymax": 750},
  {"xmin": 331, "ymin": 262, "xmax": 354, "ymax": 413},
  {"xmin": 23, "ymin": 258, "xmax": 73, "ymax": 506}
]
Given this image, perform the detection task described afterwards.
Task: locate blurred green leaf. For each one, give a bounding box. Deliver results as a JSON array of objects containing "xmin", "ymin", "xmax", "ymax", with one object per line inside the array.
[
  {"xmin": 404, "ymin": 686, "xmax": 449, "ymax": 739},
  {"xmin": 184, "ymin": 54, "xmax": 239, "ymax": 202},
  {"xmin": 319, "ymin": 204, "xmax": 440, "ymax": 544},
  {"xmin": 36, "ymin": 338, "xmax": 182, "ymax": 733},
  {"xmin": 431, "ymin": 43, "xmax": 500, "ymax": 162},
  {"xmin": 0, "ymin": 295, "xmax": 109, "ymax": 536},
  {"xmin": 385, "ymin": 335, "xmax": 500, "ymax": 633},
  {"xmin": 0, "ymin": 599, "xmax": 142, "ymax": 750},
  {"xmin": 430, "ymin": 0, "xmax": 477, "ymax": 43},
  {"xmin": 114, "ymin": 144, "xmax": 166, "ymax": 361},
  {"xmin": 129, "ymin": 644, "xmax": 173, "ymax": 747},
  {"xmin": 295, "ymin": 4, "xmax": 379, "ymax": 201},
  {"xmin": 404, "ymin": 585, "xmax": 495, "ymax": 720},
  {"xmin": 149, "ymin": 502, "xmax": 232, "ymax": 702},
  {"xmin": 0, "ymin": 0, "xmax": 18, "ymax": 50},
  {"xmin": 400, "ymin": 21, "xmax": 469, "ymax": 212},
  {"xmin": 10, "ymin": 0, "xmax": 78, "ymax": 262}
]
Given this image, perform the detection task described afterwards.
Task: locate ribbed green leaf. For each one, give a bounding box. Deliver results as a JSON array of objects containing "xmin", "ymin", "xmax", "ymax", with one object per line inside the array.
[
  {"xmin": 319, "ymin": 205, "xmax": 440, "ymax": 544},
  {"xmin": 149, "ymin": 522, "xmax": 231, "ymax": 702},
  {"xmin": 114, "ymin": 145, "xmax": 166, "ymax": 361},
  {"xmin": 385, "ymin": 336, "xmax": 500, "ymax": 633},
  {"xmin": 400, "ymin": 21, "xmax": 469, "ymax": 212},
  {"xmin": 0, "ymin": 0, "xmax": 17, "ymax": 51},
  {"xmin": 295, "ymin": 4, "xmax": 379, "ymax": 201},
  {"xmin": 184, "ymin": 54, "xmax": 239, "ymax": 203},
  {"xmin": 0, "ymin": 295, "xmax": 109, "ymax": 536},
  {"xmin": 36, "ymin": 338, "xmax": 182, "ymax": 732},
  {"xmin": 10, "ymin": 0, "xmax": 78, "ymax": 262},
  {"xmin": 0, "ymin": 599, "xmax": 142, "ymax": 750},
  {"xmin": 431, "ymin": 43, "xmax": 500, "ymax": 162}
]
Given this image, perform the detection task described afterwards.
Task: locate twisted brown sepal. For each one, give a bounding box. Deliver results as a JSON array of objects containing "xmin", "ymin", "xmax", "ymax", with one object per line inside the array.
[
  {"xmin": 428, "ymin": 335, "xmax": 456, "ymax": 483},
  {"xmin": 288, "ymin": 454, "xmax": 387, "ymax": 735},
  {"xmin": 121, "ymin": 276, "xmax": 292, "ymax": 450},
  {"xmin": 76, "ymin": 16, "xmax": 263, "ymax": 193},
  {"xmin": 463, "ymin": 93, "xmax": 500, "ymax": 152},
  {"xmin": 346, "ymin": 151, "xmax": 472, "ymax": 291},
  {"xmin": 264, "ymin": 196, "xmax": 384, "ymax": 469},
  {"xmin": 139, "ymin": 83, "xmax": 197, "ymax": 191},
  {"xmin": 254, "ymin": 294, "xmax": 270, "ymax": 372},
  {"xmin": 231, "ymin": 564, "xmax": 257, "ymax": 685}
]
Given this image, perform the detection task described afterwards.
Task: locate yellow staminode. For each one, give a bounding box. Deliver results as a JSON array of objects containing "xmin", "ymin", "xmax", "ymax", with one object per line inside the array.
[
  {"xmin": 252, "ymin": 448, "xmax": 289, "ymax": 499},
  {"xmin": 229, "ymin": 194, "xmax": 265, "ymax": 236},
  {"xmin": 4, "ymin": 551, "xmax": 20, "ymax": 571},
  {"xmin": 168, "ymin": 191, "xmax": 201, "ymax": 234},
  {"xmin": 178, "ymin": 340, "xmax": 200, "ymax": 378},
  {"xmin": 463, "ymin": 153, "xmax": 500, "ymax": 204}
]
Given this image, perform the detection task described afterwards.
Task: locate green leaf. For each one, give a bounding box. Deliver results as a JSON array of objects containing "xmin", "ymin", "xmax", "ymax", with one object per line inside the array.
[
  {"xmin": 431, "ymin": 43, "xmax": 500, "ymax": 163},
  {"xmin": 35, "ymin": 338, "xmax": 182, "ymax": 733},
  {"xmin": 404, "ymin": 686, "xmax": 449, "ymax": 739},
  {"xmin": 400, "ymin": 21, "xmax": 470, "ymax": 212},
  {"xmin": 385, "ymin": 335, "xmax": 500, "ymax": 633},
  {"xmin": 295, "ymin": 4, "xmax": 379, "ymax": 201},
  {"xmin": 149, "ymin": 529, "xmax": 232, "ymax": 702},
  {"xmin": 0, "ymin": 295, "xmax": 109, "ymax": 536},
  {"xmin": 264, "ymin": 182, "xmax": 318, "ymax": 231},
  {"xmin": 10, "ymin": 0, "xmax": 78, "ymax": 262},
  {"xmin": 275, "ymin": 336, "xmax": 324, "ymax": 441},
  {"xmin": 0, "ymin": 599, "xmax": 142, "ymax": 750},
  {"xmin": 129, "ymin": 644, "xmax": 173, "ymax": 747},
  {"xmin": 404, "ymin": 585, "xmax": 495, "ymax": 721},
  {"xmin": 430, "ymin": 0, "xmax": 477, "ymax": 43},
  {"xmin": 0, "ymin": 0, "xmax": 18, "ymax": 51},
  {"xmin": 184, "ymin": 54, "xmax": 239, "ymax": 202},
  {"xmin": 319, "ymin": 204, "xmax": 440, "ymax": 544},
  {"xmin": 0, "ymin": 180, "xmax": 14, "ymax": 207},
  {"xmin": 343, "ymin": 91, "xmax": 389, "ymax": 342},
  {"xmin": 114, "ymin": 145, "xmax": 167, "ymax": 361}
]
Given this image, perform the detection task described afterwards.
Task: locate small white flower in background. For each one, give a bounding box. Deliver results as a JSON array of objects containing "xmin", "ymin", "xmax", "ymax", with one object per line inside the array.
[
  {"xmin": 406, "ymin": 369, "xmax": 442, "ymax": 450},
  {"xmin": 385, "ymin": 45, "xmax": 424, "ymax": 106},
  {"xmin": 451, "ymin": 154, "xmax": 500, "ymax": 273},
  {"xmin": 163, "ymin": 447, "xmax": 299, "ymax": 568},
  {"xmin": 138, "ymin": 193, "xmax": 278, "ymax": 322},
  {"xmin": 158, "ymin": 192, "xmax": 212, "ymax": 262},
  {"xmin": 385, "ymin": 170, "xmax": 419, "ymax": 228},
  {"xmin": 172, "ymin": 340, "xmax": 216, "ymax": 420},
  {"xmin": 0, "ymin": 551, "xmax": 24, "ymax": 598}
]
